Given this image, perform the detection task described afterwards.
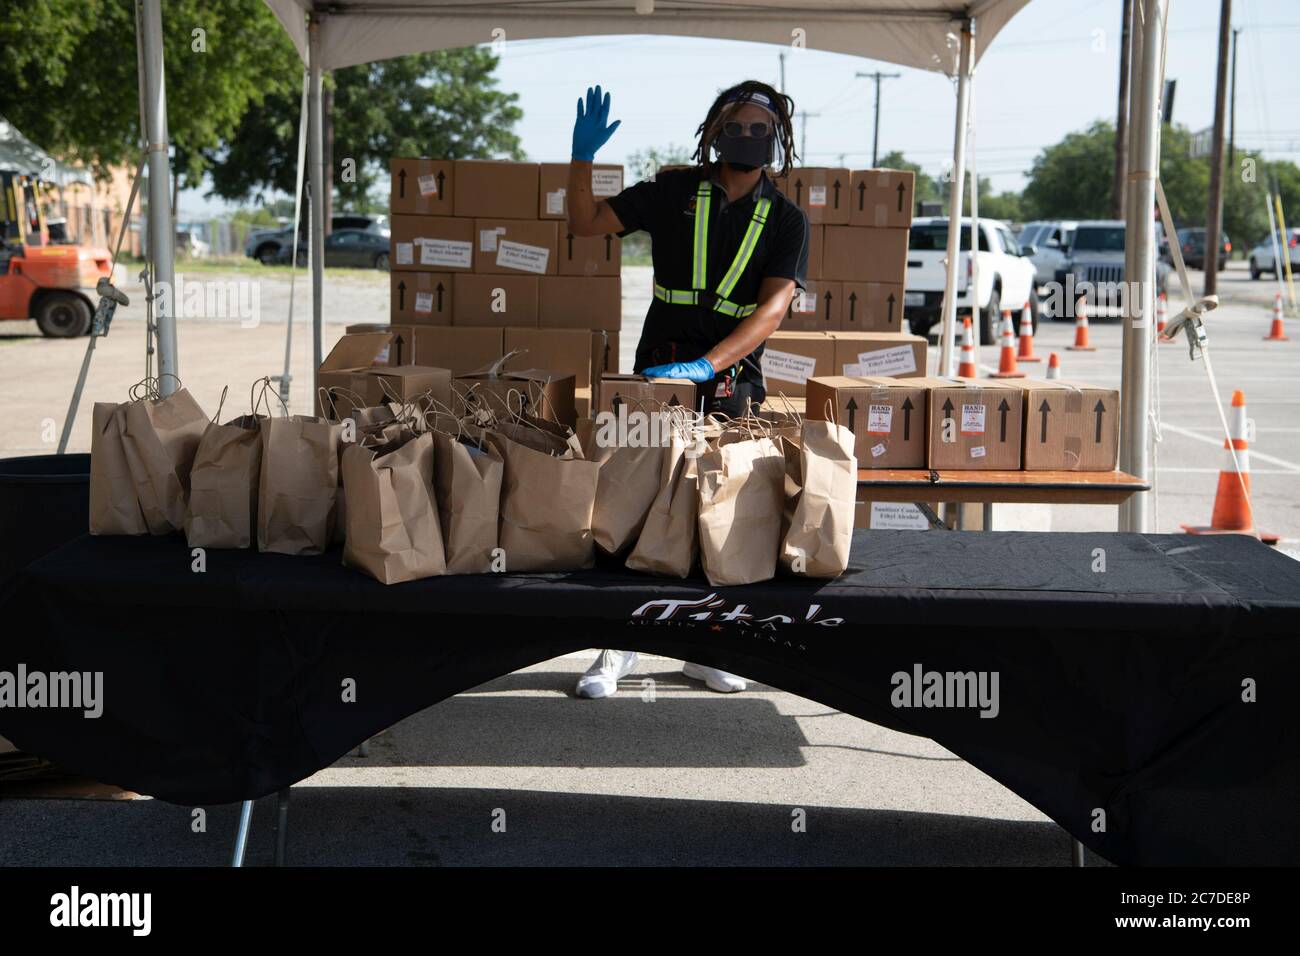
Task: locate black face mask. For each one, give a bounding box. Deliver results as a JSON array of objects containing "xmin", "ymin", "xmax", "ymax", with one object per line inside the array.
[{"xmin": 714, "ymin": 131, "xmax": 773, "ymax": 171}]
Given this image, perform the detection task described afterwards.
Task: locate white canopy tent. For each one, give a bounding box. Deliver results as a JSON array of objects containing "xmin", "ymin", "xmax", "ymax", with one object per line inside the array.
[{"xmin": 137, "ymin": 0, "xmax": 1169, "ymax": 534}]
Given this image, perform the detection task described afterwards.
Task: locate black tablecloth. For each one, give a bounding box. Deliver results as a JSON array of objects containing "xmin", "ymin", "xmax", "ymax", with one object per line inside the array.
[{"xmin": 2, "ymin": 530, "xmax": 1298, "ymax": 865}]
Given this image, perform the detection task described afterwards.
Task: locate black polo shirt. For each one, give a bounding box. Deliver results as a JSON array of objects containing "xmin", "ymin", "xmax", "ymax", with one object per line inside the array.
[{"xmin": 606, "ymin": 167, "xmax": 809, "ymax": 376}]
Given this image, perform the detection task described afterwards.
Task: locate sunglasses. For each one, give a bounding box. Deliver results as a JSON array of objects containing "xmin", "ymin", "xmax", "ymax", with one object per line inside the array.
[{"xmin": 721, "ymin": 120, "xmax": 772, "ymax": 139}]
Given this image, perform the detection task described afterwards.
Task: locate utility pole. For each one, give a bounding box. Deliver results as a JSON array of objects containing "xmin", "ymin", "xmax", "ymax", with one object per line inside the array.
[
  {"xmin": 856, "ymin": 70, "xmax": 901, "ymax": 167},
  {"xmin": 779, "ymin": 52, "xmax": 786, "ymax": 95},
  {"xmin": 798, "ymin": 110, "xmax": 819, "ymax": 162},
  {"xmin": 1113, "ymin": 0, "xmax": 1134, "ymax": 219},
  {"xmin": 1204, "ymin": 0, "xmax": 1232, "ymax": 292},
  {"xmin": 1228, "ymin": 27, "xmax": 1241, "ymax": 168}
]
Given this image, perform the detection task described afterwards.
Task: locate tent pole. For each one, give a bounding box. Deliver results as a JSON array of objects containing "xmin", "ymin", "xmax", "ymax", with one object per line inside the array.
[
  {"xmin": 1119, "ymin": 0, "xmax": 1165, "ymax": 533},
  {"xmin": 938, "ymin": 19, "xmax": 974, "ymax": 377},
  {"xmin": 137, "ymin": 0, "xmax": 178, "ymax": 395},
  {"xmin": 309, "ymin": 19, "xmax": 325, "ymax": 397}
]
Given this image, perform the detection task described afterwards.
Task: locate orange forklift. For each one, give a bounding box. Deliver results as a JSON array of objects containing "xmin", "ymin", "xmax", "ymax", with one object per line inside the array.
[{"xmin": 0, "ymin": 168, "xmax": 112, "ymax": 336}]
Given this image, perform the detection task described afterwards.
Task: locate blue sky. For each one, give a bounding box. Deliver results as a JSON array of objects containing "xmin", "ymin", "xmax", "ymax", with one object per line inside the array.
[{"xmin": 183, "ymin": 0, "xmax": 1300, "ymax": 216}]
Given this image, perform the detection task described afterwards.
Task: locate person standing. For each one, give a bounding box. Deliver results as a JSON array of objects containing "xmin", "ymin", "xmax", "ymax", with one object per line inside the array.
[{"xmin": 565, "ymin": 81, "xmax": 810, "ymax": 698}]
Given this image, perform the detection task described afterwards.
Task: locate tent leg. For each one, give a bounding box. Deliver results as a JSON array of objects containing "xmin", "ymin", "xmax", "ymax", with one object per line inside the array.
[
  {"xmin": 308, "ymin": 19, "xmax": 326, "ymax": 398},
  {"xmin": 273, "ymin": 789, "xmax": 291, "ymax": 867},
  {"xmin": 136, "ymin": 0, "xmax": 178, "ymax": 395},
  {"xmin": 937, "ymin": 19, "xmax": 974, "ymax": 377},
  {"xmin": 231, "ymin": 800, "xmax": 255, "ymax": 867},
  {"xmin": 1071, "ymin": 838, "xmax": 1086, "ymax": 867},
  {"xmin": 1118, "ymin": 0, "xmax": 1166, "ymax": 533}
]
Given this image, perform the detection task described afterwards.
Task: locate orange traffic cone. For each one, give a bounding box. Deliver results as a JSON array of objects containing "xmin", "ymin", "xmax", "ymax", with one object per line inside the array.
[
  {"xmin": 1264, "ymin": 292, "xmax": 1289, "ymax": 341},
  {"xmin": 1067, "ymin": 296, "xmax": 1096, "ymax": 351},
  {"xmin": 990, "ymin": 311, "xmax": 1025, "ymax": 378},
  {"xmin": 1045, "ymin": 352, "xmax": 1062, "ymax": 380},
  {"xmin": 1156, "ymin": 292, "xmax": 1173, "ymax": 343},
  {"xmin": 1182, "ymin": 390, "xmax": 1278, "ymax": 544},
  {"xmin": 1016, "ymin": 302, "xmax": 1041, "ymax": 362},
  {"xmin": 957, "ymin": 314, "xmax": 979, "ymax": 377}
]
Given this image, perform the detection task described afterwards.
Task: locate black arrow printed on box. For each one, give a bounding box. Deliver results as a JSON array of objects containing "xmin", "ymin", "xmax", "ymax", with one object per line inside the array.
[
  {"xmin": 845, "ymin": 397, "xmax": 857, "ymax": 432},
  {"xmin": 833, "ymin": 180, "xmax": 841, "ymax": 208},
  {"xmin": 901, "ymin": 396, "xmax": 913, "ymax": 440},
  {"xmin": 856, "ymin": 180, "xmax": 866, "ymax": 210},
  {"xmin": 897, "ymin": 182, "xmax": 905, "ymax": 212},
  {"xmin": 886, "ymin": 293, "xmax": 895, "ymax": 325},
  {"xmin": 823, "ymin": 289, "xmax": 833, "ymax": 323},
  {"xmin": 397, "ymin": 280, "xmax": 406, "ymax": 310},
  {"xmin": 1038, "ymin": 399, "xmax": 1051, "ymax": 443},
  {"xmin": 1094, "ymin": 399, "xmax": 1106, "ymax": 443},
  {"xmin": 398, "ymin": 168, "xmax": 406, "ymax": 198},
  {"xmin": 848, "ymin": 292, "xmax": 858, "ymax": 324},
  {"xmin": 436, "ymin": 282, "xmax": 444, "ymax": 312},
  {"xmin": 605, "ymin": 235, "xmax": 612, "ymax": 260},
  {"xmin": 436, "ymin": 170, "xmax": 445, "ymax": 198},
  {"xmin": 795, "ymin": 179, "xmax": 803, "ymax": 203},
  {"xmin": 566, "ymin": 233, "xmax": 574, "ymax": 258},
  {"xmin": 998, "ymin": 399, "xmax": 1010, "ymax": 442},
  {"xmin": 393, "ymin": 334, "xmax": 405, "ymax": 365}
]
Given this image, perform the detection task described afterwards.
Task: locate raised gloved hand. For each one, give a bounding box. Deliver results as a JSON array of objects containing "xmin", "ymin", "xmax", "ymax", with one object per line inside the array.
[
  {"xmin": 572, "ymin": 85, "xmax": 621, "ymax": 162},
  {"xmin": 642, "ymin": 358, "xmax": 716, "ymax": 383}
]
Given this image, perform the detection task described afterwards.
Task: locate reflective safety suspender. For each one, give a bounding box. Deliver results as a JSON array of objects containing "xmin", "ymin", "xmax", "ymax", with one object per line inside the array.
[{"xmin": 654, "ymin": 179, "xmax": 771, "ymax": 318}]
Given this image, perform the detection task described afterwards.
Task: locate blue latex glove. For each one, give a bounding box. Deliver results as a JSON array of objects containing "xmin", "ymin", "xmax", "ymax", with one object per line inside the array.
[
  {"xmin": 572, "ymin": 85, "xmax": 621, "ymax": 162},
  {"xmin": 642, "ymin": 358, "xmax": 716, "ymax": 383}
]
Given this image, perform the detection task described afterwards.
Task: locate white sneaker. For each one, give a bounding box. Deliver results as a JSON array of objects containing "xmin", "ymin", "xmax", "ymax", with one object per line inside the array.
[
  {"xmin": 681, "ymin": 661, "xmax": 747, "ymax": 693},
  {"xmin": 574, "ymin": 649, "xmax": 639, "ymax": 699}
]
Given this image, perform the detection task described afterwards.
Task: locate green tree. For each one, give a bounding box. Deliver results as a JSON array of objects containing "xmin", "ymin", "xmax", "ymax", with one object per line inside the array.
[
  {"xmin": 876, "ymin": 150, "xmax": 942, "ymax": 204},
  {"xmin": 1021, "ymin": 122, "xmax": 1116, "ymax": 220},
  {"xmin": 207, "ymin": 49, "xmax": 523, "ymax": 211},
  {"xmin": 0, "ymin": 0, "xmax": 299, "ymax": 187},
  {"xmin": 626, "ymin": 145, "xmax": 694, "ymax": 183}
]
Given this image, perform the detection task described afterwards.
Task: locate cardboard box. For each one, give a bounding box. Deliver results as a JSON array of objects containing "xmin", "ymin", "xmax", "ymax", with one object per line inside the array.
[
  {"xmin": 365, "ymin": 365, "xmax": 452, "ymax": 410},
  {"xmin": 390, "ymin": 158, "xmax": 453, "ymax": 216},
  {"xmin": 848, "ymin": 169, "xmax": 915, "ymax": 229},
  {"xmin": 503, "ymin": 327, "xmax": 614, "ymax": 390},
  {"xmin": 778, "ymin": 168, "xmax": 851, "ymax": 224},
  {"xmin": 382, "ymin": 324, "xmax": 417, "ymax": 367},
  {"xmin": 391, "ymin": 271, "xmax": 452, "ymax": 324},
  {"xmin": 538, "ymin": 276, "xmax": 621, "ymax": 331},
  {"xmin": 473, "ymin": 219, "xmax": 558, "ymax": 276},
  {"xmin": 1018, "ymin": 380, "xmax": 1120, "ymax": 471},
  {"xmin": 806, "ymin": 224, "xmax": 823, "ymax": 281},
  {"xmin": 840, "ymin": 282, "xmax": 904, "ymax": 333},
  {"xmin": 760, "ymin": 332, "xmax": 837, "ymax": 398},
  {"xmin": 413, "ymin": 325, "xmax": 504, "ymax": 377},
  {"xmin": 391, "ymin": 215, "xmax": 475, "ymax": 272},
  {"xmin": 538, "ymin": 162, "xmax": 625, "ymax": 219},
  {"xmin": 855, "ymin": 500, "xmax": 933, "ymax": 530},
  {"xmin": 758, "ymin": 396, "xmax": 806, "ymax": 426},
  {"xmin": 453, "ymin": 274, "xmax": 539, "ymax": 327},
  {"xmin": 832, "ymin": 331, "xmax": 927, "ymax": 379},
  {"xmin": 597, "ymin": 374, "xmax": 696, "ymax": 415},
  {"xmin": 455, "ymin": 369, "xmax": 577, "ymax": 428},
  {"xmin": 806, "ymin": 375, "xmax": 927, "ymax": 468},
  {"xmin": 558, "ymin": 230, "xmax": 621, "ymax": 277},
  {"xmin": 785, "ymin": 280, "xmax": 842, "ymax": 332},
  {"xmin": 317, "ymin": 331, "xmax": 394, "ymax": 416},
  {"xmin": 575, "ymin": 387, "xmax": 593, "ymax": 421},
  {"xmin": 922, "ymin": 377, "xmax": 1025, "ymax": 470},
  {"xmin": 452, "ymin": 160, "xmax": 539, "ymax": 219},
  {"xmin": 822, "ymin": 226, "xmax": 909, "ymax": 283}
]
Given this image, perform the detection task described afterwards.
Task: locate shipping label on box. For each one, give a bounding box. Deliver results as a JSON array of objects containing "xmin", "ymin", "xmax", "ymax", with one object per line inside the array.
[
  {"xmin": 806, "ymin": 375, "xmax": 926, "ymax": 468},
  {"xmin": 848, "ymin": 168, "xmax": 915, "ymax": 229},
  {"xmin": 784, "ymin": 280, "xmax": 842, "ymax": 332},
  {"xmin": 496, "ymin": 240, "xmax": 550, "ymax": 275},
  {"xmin": 453, "ymin": 274, "xmax": 539, "ymax": 328},
  {"xmin": 856, "ymin": 501, "xmax": 932, "ymax": 530},
  {"xmin": 831, "ymin": 331, "xmax": 926, "ymax": 379},
  {"xmin": 391, "ymin": 215, "xmax": 475, "ymax": 272},
  {"xmin": 538, "ymin": 163, "xmax": 624, "ymax": 219},
  {"xmin": 1020, "ymin": 380, "xmax": 1120, "ymax": 471},
  {"xmin": 390, "ymin": 158, "xmax": 453, "ymax": 216},
  {"xmin": 472, "ymin": 219, "xmax": 558, "ymax": 275},
  {"xmin": 779, "ymin": 168, "xmax": 850, "ymax": 224},
  {"xmin": 591, "ymin": 167, "xmax": 624, "ymax": 197},
  {"xmin": 391, "ymin": 271, "xmax": 452, "ymax": 324},
  {"xmin": 761, "ymin": 332, "xmax": 836, "ymax": 397},
  {"xmin": 922, "ymin": 378, "xmax": 1024, "ymax": 470}
]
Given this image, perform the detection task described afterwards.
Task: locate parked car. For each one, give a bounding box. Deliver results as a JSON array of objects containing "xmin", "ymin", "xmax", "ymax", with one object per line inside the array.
[
  {"xmin": 1248, "ymin": 229, "xmax": 1300, "ymax": 279},
  {"xmin": 1176, "ymin": 227, "xmax": 1230, "ymax": 271},
  {"xmin": 904, "ymin": 217, "xmax": 1038, "ymax": 343},
  {"xmin": 274, "ymin": 227, "xmax": 391, "ymax": 270},
  {"xmin": 1049, "ymin": 219, "xmax": 1173, "ymax": 320},
  {"xmin": 1017, "ymin": 219, "xmax": 1078, "ymax": 287},
  {"xmin": 244, "ymin": 214, "xmax": 389, "ymax": 264}
]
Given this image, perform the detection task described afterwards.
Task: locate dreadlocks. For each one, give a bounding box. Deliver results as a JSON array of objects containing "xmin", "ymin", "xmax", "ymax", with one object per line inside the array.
[{"xmin": 692, "ymin": 80, "xmax": 798, "ymax": 179}]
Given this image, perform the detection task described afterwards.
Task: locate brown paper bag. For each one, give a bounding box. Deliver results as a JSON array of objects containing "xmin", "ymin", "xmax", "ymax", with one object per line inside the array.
[
  {"xmin": 583, "ymin": 405, "xmax": 671, "ymax": 555},
  {"xmin": 89, "ymin": 402, "xmax": 148, "ymax": 535},
  {"xmin": 625, "ymin": 426, "xmax": 701, "ymax": 578},
  {"xmin": 185, "ymin": 410, "xmax": 263, "ymax": 549},
  {"xmin": 341, "ymin": 431, "xmax": 446, "ymax": 584},
  {"xmin": 781, "ymin": 419, "xmax": 857, "ymax": 578},
  {"xmin": 488, "ymin": 425, "xmax": 600, "ymax": 572},
  {"xmin": 121, "ymin": 387, "xmax": 208, "ymax": 534},
  {"xmin": 432, "ymin": 430, "xmax": 504, "ymax": 574},
  {"xmin": 257, "ymin": 415, "xmax": 344, "ymax": 555},
  {"xmin": 697, "ymin": 434, "xmax": 786, "ymax": 586}
]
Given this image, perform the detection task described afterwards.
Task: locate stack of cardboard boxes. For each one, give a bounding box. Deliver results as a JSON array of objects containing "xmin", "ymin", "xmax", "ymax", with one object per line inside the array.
[
  {"xmin": 760, "ymin": 166, "xmax": 917, "ymax": 398},
  {"xmin": 385, "ymin": 158, "xmax": 625, "ymax": 420}
]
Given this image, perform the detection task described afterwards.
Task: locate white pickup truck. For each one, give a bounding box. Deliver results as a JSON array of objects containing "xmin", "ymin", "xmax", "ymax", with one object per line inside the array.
[{"xmin": 903, "ymin": 217, "xmax": 1038, "ymax": 343}]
